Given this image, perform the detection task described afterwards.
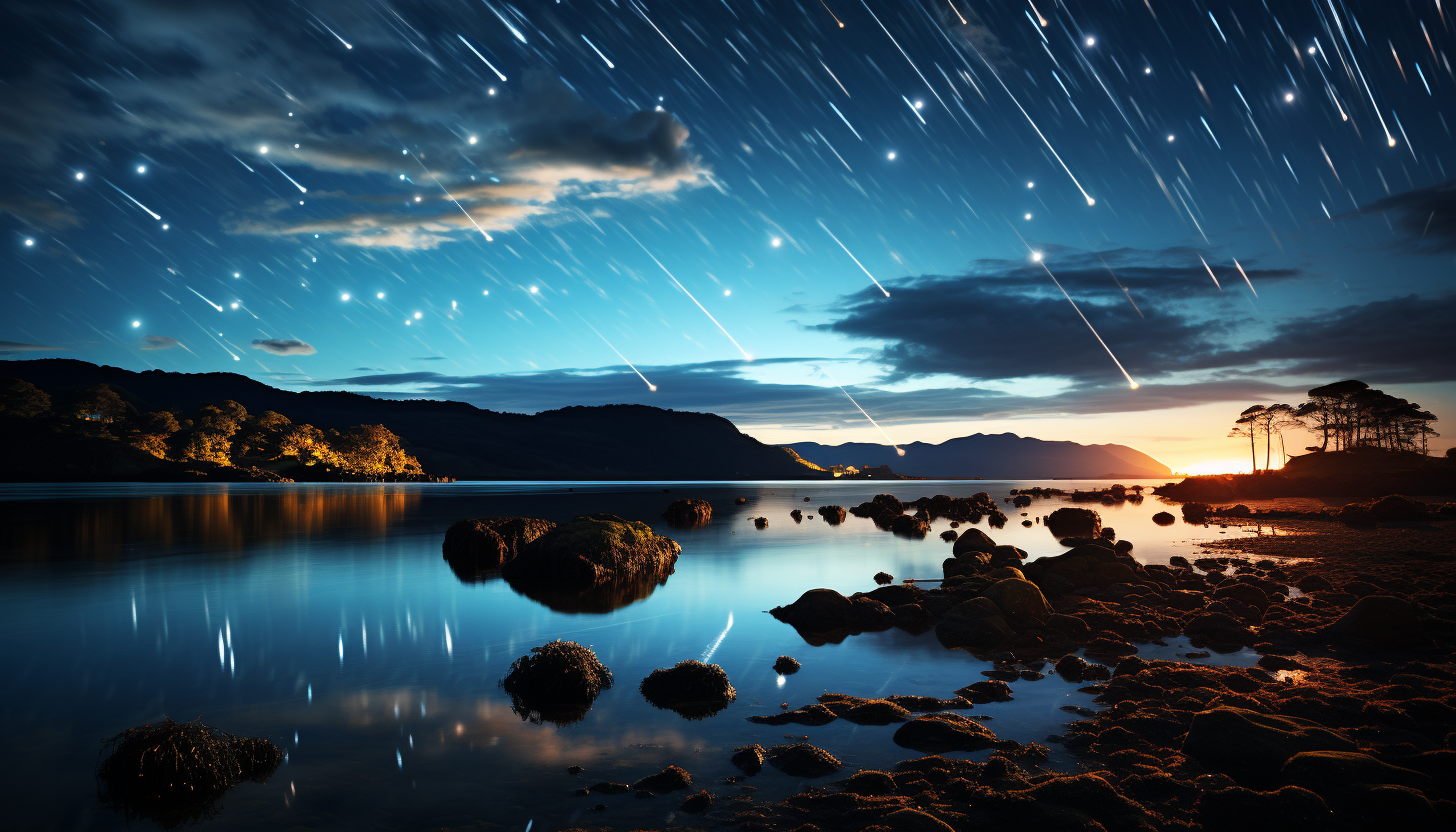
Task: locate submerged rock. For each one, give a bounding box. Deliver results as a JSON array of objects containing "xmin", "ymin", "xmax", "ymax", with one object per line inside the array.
[
  {"xmin": 1152, "ymin": 511, "xmax": 1176, "ymax": 525},
  {"xmin": 767, "ymin": 743, "xmax": 841, "ymax": 777},
  {"xmin": 770, "ymin": 588, "xmax": 894, "ymax": 635},
  {"xmin": 639, "ymin": 660, "xmax": 737, "ymax": 719},
  {"xmin": 1046, "ymin": 507, "xmax": 1101, "ymax": 540},
  {"xmin": 818, "ymin": 505, "xmax": 846, "ymax": 524},
  {"xmin": 731, "ymin": 744, "xmax": 767, "ymax": 775},
  {"xmin": 632, "ymin": 765, "xmax": 692, "ymax": 794},
  {"xmin": 772, "ymin": 655, "xmax": 801, "ymax": 674},
  {"xmin": 501, "ymin": 640, "xmax": 613, "ymax": 725},
  {"xmin": 893, "ymin": 712, "xmax": 999, "ymax": 752},
  {"xmin": 500, "ymin": 514, "xmax": 679, "ymax": 589},
  {"xmin": 662, "ymin": 499, "xmax": 712, "ymax": 527},
  {"xmin": 441, "ymin": 516, "xmax": 556, "ymax": 580}
]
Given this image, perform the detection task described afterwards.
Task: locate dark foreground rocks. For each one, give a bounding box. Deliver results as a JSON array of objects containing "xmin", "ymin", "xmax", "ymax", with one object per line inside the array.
[
  {"xmin": 661, "ymin": 498, "xmax": 712, "ymax": 527},
  {"xmin": 441, "ymin": 516, "xmax": 556, "ymax": 580},
  {"xmin": 98, "ymin": 718, "xmax": 282, "ymax": 827},
  {"xmin": 500, "ymin": 640, "xmax": 613, "ymax": 725},
  {"xmin": 639, "ymin": 660, "xmax": 737, "ymax": 719}
]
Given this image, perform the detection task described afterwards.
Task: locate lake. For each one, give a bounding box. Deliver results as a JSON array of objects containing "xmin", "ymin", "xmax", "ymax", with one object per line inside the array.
[{"xmin": 0, "ymin": 480, "xmax": 1304, "ymax": 831}]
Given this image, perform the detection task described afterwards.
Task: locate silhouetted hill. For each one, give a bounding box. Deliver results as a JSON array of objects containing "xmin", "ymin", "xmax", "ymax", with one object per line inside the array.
[
  {"xmin": 0, "ymin": 359, "xmax": 826, "ymax": 481},
  {"xmin": 786, "ymin": 434, "xmax": 1171, "ymax": 479}
]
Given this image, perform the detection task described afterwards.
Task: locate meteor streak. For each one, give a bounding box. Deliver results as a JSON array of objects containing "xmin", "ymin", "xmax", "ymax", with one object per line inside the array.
[
  {"xmin": 480, "ymin": 0, "xmax": 526, "ymax": 43},
  {"xmin": 581, "ymin": 35, "xmax": 614, "ymax": 68},
  {"xmin": 1198, "ymin": 255, "xmax": 1222, "ymax": 289},
  {"xmin": 635, "ymin": 3, "xmax": 724, "ymax": 102},
  {"xmin": 408, "ymin": 151, "xmax": 493, "ymax": 241},
  {"xmin": 819, "ymin": 366, "xmax": 903, "ymax": 455},
  {"xmin": 1038, "ymin": 260, "xmax": 1139, "ymax": 389},
  {"xmin": 268, "ymin": 160, "xmax": 307, "ymax": 193},
  {"xmin": 859, "ymin": 1, "xmax": 959, "ymax": 128},
  {"xmin": 103, "ymin": 179, "xmax": 161, "ymax": 220},
  {"xmin": 457, "ymin": 35, "xmax": 507, "ymax": 81},
  {"xmin": 582, "ymin": 319, "xmax": 657, "ymax": 391},
  {"xmin": 1233, "ymin": 259, "xmax": 1258, "ymax": 297},
  {"xmin": 317, "ymin": 19, "xmax": 352, "ymax": 49},
  {"xmin": 828, "ymin": 102, "xmax": 862, "ymax": 140},
  {"xmin": 187, "ymin": 286, "xmax": 224, "ymax": 312},
  {"xmin": 817, "ymin": 219, "xmax": 890, "ymax": 296},
  {"xmin": 622, "ymin": 227, "xmax": 752, "ymax": 361}
]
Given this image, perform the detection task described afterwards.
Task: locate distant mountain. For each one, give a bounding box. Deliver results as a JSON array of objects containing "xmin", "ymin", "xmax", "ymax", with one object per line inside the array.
[
  {"xmin": 0, "ymin": 359, "xmax": 825, "ymax": 481},
  {"xmin": 786, "ymin": 434, "xmax": 1171, "ymax": 479}
]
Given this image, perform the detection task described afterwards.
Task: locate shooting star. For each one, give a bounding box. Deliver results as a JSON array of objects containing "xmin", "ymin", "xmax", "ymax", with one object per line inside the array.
[
  {"xmin": 267, "ymin": 160, "xmax": 307, "ymax": 193},
  {"xmin": 480, "ymin": 0, "xmax": 526, "ymax": 43},
  {"xmin": 457, "ymin": 34, "xmax": 507, "ymax": 81},
  {"xmin": 635, "ymin": 3, "xmax": 725, "ymax": 102},
  {"xmin": 408, "ymin": 152, "xmax": 493, "ymax": 241},
  {"xmin": 229, "ymin": 154, "xmax": 255, "ymax": 173},
  {"xmin": 1233, "ymin": 259, "xmax": 1258, "ymax": 297},
  {"xmin": 818, "ymin": 219, "xmax": 890, "ymax": 296},
  {"xmin": 819, "ymin": 366, "xmax": 904, "ymax": 455},
  {"xmin": 1198, "ymin": 255, "xmax": 1222, "ymax": 289},
  {"xmin": 622, "ymin": 226, "xmax": 752, "ymax": 361},
  {"xmin": 317, "ymin": 18, "xmax": 352, "ymax": 49},
  {"xmin": 828, "ymin": 102, "xmax": 862, "ymax": 140},
  {"xmin": 187, "ymin": 286, "xmax": 224, "ymax": 312},
  {"xmin": 582, "ymin": 318, "xmax": 656, "ymax": 391},
  {"xmin": 581, "ymin": 34, "xmax": 614, "ymax": 68},
  {"xmin": 1038, "ymin": 259, "xmax": 1139, "ymax": 389},
  {"xmin": 103, "ymin": 179, "xmax": 161, "ymax": 220}
]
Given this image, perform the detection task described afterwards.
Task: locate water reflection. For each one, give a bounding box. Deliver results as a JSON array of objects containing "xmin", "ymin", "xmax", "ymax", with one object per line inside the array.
[
  {"xmin": 502, "ymin": 567, "xmax": 674, "ymax": 613},
  {"xmin": 0, "ymin": 488, "xmax": 421, "ymax": 559}
]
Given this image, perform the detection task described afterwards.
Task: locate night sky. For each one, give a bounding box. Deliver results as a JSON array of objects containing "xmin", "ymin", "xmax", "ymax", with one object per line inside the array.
[{"xmin": 2, "ymin": 0, "xmax": 1453, "ymax": 472}]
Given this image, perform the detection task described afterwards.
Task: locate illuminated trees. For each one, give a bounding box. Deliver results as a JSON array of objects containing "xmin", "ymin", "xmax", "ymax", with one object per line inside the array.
[{"xmin": 0, "ymin": 378, "xmax": 50, "ymax": 417}]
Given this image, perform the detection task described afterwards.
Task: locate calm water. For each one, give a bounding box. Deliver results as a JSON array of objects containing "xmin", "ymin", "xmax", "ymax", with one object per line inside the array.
[{"xmin": 0, "ymin": 480, "xmax": 1300, "ymax": 831}]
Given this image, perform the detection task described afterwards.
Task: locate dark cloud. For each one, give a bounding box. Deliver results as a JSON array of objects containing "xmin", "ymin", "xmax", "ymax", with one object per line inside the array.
[
  {"xmin": 138, "ymin": 334, "xmax": 180, "ymax": 350},
  {"xmin": 251, "ymin": 338, "xmax": 316, "ymax": 356},
  {"xmin": 313, "ymin": 358, "xmax": 1309, "ymax": 428},
  {"xmin": 413, "ymin": 356, "xmax": 448, "ymax": 361},
  {"xmin": 1340, "ymin": 179, "xmax": 1456, "ymax": 252},
  {"xmin": 0, "ymin": 196, "xmax": 81, "ymax": 231},
  {"xmin": 0, "ymin": 340, "xmax": 62, "ymax": 354}
]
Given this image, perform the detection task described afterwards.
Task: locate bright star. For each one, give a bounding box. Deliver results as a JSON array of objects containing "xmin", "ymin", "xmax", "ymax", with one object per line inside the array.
[
  {"xmin": 341, "ymin": 293, "xmax": 351, "ymax": 301},
  {"xmin": 771, "ymin": 237, "xmax": 782, "ymax": 247},
  {"xmin": 131, "ymin": 320, "xmax": 141, "ymax": 327},
  {"xmin": 1085, "ymin": 36, "xmax": 1095, "ymax": 47},
  {"xmin": 136, "ymin": 165, "xmax": 147, "ymax": 174}
]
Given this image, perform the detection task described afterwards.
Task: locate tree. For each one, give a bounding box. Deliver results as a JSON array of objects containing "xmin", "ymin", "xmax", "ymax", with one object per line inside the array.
[
  {"xmin": 70, "ymin": 384, "xmax": 128, "ymax": 423},
  {"xmin": 1252, "ymin": 403, "xmax": 1301, "ymax": 469},
  {"xmin": 0, "ymin": 378, "xmax": 50, "ymax": 417},
  {"xmin": 1230, "ymin": 405, "xmax": 1263, "ymax": 472},
  {"xmin": 326, "ymin": 424, "xmax": 424, "ymax": 477}
]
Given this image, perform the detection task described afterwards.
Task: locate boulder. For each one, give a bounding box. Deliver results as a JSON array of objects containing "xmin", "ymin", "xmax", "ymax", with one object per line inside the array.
[
  {"xmin": 500, "ymin": 514, "xmax": 679, "ymax": 588},
  {"xmin": 1047, "ymin": 507, "xmax": 1101, "ymax": 540},
  {"xmin": 772, "ymin": 655, "xmax": 800, "ymax": 674},
  {"xmin": 1367, "ymin": 494, "xmax": 1428, "ymax": 521},
  {"xmin": 1295, "ymin": 575, "xmax": 1333, "ymax": 592},
  {"xmin": 1182, "ymin": 502, "xmax": 1213, "ymax": 523},
  {"xmin": 771, "ymin": 588, "xmax": 893, "ymax": 634},
  {"xmin": 632, "ymin": 765, "xmax": 692, "ymax": 793},
  {"xmin": 730, "ymin": 744, "xmax": 767, "ymax": 775},
  {"xmin": 981, "ymin": 578, "xmax": 1054, "ymax": 628},
  {"xmin": 1152, "ymin": 511, "xmax": 1176, "ymax": 526},
  {"xmin": 1022, "ymin": 545, "xmax": 1146, "ymax": 595},
  {"xmin": 1195, "ymin": 785, "xmax": 1332, "ymax": 831},
  {"xmin": 1281, "ymin": 750, "xmax": 1432, "ymax": 796},
  {"xmin": 1324, "ymin": 595, "xmax": 1427, "ymax": 646},
  {"xmin": 940, "ymin": 529, "xmax": 958, "ymax": 541},
  {"xmin": 951, "ymin": 528, "xmax": 997, "ymax": 556},
  {"xmin": 442, "ymin": 517, "xmax": 556, "ymax": 579},
  {"xmin": 934, "ymin": 597, "xmax": 1012, "ymax": 650},
  {"xmin": 1015, "ymin": 774, "xmax": 1158, "ymax": 831},
  {"xmin": 1184, "ymin": 612, "xmax": 1256, "ymax": 647},
  {"xmin": 661, "ymin": 499, "xmax": 711, "ymax": 527},
  {"xmin": 890, "ymin": 514, "xmax": 930, "ymax": 537},
  {"xmin": 1182, "ymin": 707, "xmax": 1357, "ymax": 780},
  {"xmin": 767, "ymin": 743, "xmax": 841, "ymax": 777},
  {"xmin": 680, "ymin": 790, "xmax": 712, "ymax": 813},
  {"xmin": 818, "ymin": 505, "xmax": 846, "ymax": 524},
  {"xmin": 956, "ymin": 680, "xmax": 1013, "ymax": 703},
  {"xmin": 892, "ymin": 712, "xmax": 999, "ymax": 752},
  {"xmin": 818, "ymin": 694, "xmax": 912, "ymax": 725},
  {"xmin": 874, "ymin": 571, "xmax": 894, "ymax": 585},
  {"xmin": 1055, "ymin": 655, "xmax": 1111, "ymax": 682},
  {"xmin": 501, "ymin": 640, "xmax": 614, "ymax": 725},
  {"xmin": 639, "ymin": 660, "xmax": 737, "ymax": 719}
]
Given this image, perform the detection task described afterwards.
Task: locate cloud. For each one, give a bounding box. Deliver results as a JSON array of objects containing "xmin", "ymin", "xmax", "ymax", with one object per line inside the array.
[
  {"xmin": 138, "ymin": 334, "xmax": 180, "ymax": 350},
  {"xmin": 0, "ymin": 196, "xmax": 81, "ymax": 231},
  {"xmin": 0, "ymin": 2, "xmax": 711, "ymax": 249},
  {"xmin": 1339, "ymin": 179, "xmax": 1456, "ymax": 252},
  {"xmin": 943, "ymin": 6, "xmax": 1013, "ymax": 68},
  {"xmin": 0, "ymin": 340, "xmax": 63, "ymax": 354},
  {"xmin": 251, "ymin": 338, "xmax": 316, "ymax": 356},
  {"xmin": 413, "ymin": 356, "xmax": 447, "ymax": 361}
]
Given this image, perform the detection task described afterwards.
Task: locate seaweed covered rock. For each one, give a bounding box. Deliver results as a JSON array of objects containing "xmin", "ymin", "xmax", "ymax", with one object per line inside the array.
[
  {"xmin": 772, "ymin": 655, "xmax": 800, "ymax": 674},
  {"xmin": 639, "ymin": 660, "xmax": 737, "ymax": 719},
  {"xmin": 1323, "ymin": 595, "xmax": 1427, "ymax": 647},
  {"xmin": 441, "ymin": 516, "xmax": 556, "ymax": 580},
  {"xmin": 1182, "ymin": 707, "xmax": 1356, "ymax": 780},
  {"xmin": 731, "ymin": 744, "xmax": 767, "ymax": 775},
  {"xmin": 818, "ymin": 505, "xmax": 846, "ymax": 524},
  {"xmin": 500, "ymin": 514, "xmax": 679, "ymax": 588},
  {"xmin": 1195, "ymin": 784, "xmax": 1333, "ymax": 830},
  {"xmin": 1182, "ymin": 502, "xmax": 1213, "ymax": 523},
  {"xmin": 817, "ymin": 693, "xmax": 913, "ymax": 725},
  {"xmin": 501, "ymin": 640, "xmax": 613, "ymax": 725},
  {"xmin": 1367, "ymin": 494, "xmax": 1428, "ymax": 521},
  {"xmin": 934, "ymin": 597, "xmax": 1013, "ymax": 650},
  {"xmin": 1022, "ymin": 544, "xmax": 1147, "ymax": 596},
  {"xmin": 981, "ymin": 577, "xmax": 1054, "ymax": 628},
  {"xmin": 1047, "ymin": 507, "xmax": 1101, "ymax": 540},
  {"xmin": 662, "ymin": 499, "xmax": 712, "ymax": 527},
  {"xmin": 767, "ymin": 743, "xmax": 841, "ymax": 777},
  {"xmin": 892, "ymin": 712, "xmax": 999, "ymax": 752},
  {"xmin": 951, "ymin": 528, "xmax": 996, "ymax": 556},
  {"xmin": 770, "ymin": 588, "xmax": 894, "ymax": 635},
  {"xmin": 97, "ymin": 718, "xmax": 282, "ymax": 826},
  {"xmin": 632, "ymin": 765, "xmax": 692, "ymax": 794}
]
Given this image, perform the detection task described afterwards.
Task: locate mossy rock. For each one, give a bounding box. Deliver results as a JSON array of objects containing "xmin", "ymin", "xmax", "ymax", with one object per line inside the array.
[{"xmin": 501, "ymin": 513, "xmax": 680, "ymax": 588}]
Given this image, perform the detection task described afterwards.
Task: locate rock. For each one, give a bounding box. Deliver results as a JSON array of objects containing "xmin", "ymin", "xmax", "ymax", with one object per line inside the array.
[
  {"xmin": 1324, "ymin": 595, "xmax": 1427, "ymax": 646},
  {"xmin": 818, "ymin": 694, "xmax": 912, "ymax": 725},
  {"xmin": 748, "ymin": 704, "xmax": 837, "ymax": 726},
  {"xmin": 661, "ymin": 499, "xmax": 711, "ymax": 527},
  {"xmin": 818, "ymin": 505, "xmax": 846, "ymax": 524},
  {"xmin": 981, "ymin": 577, "xmax": 1054, "ymax": 627},
  {"xmin": 753, "ymin": 516, "xmax": 768, "ymax": 529},
  {"xmin": 735, "ymin": 497, "xmax": 747, "ymax": 505},
  {"xmin": 1182, "ymin": 707, "xmax": 1357, "ymax": 780},
  {"xmin": 1152, "ymin": 511, "xmax": 1176, "ymax": 526},
  {"xmin": 567, "ymin": 765, "xmax": 584, "ymax": 775},
  {"xmin": 1213, "ymin": 582, "xmax": 1271, "ymax": 610},
  {"xmin": 639, "ymin": 660, "xmax": 737, "ymax": 719},
  {"xmin": 841, "ymin": 770, "xmax": 896, "ymax": 795},
  {"xmin": 1224, "ymin": 504, "xmax": 1252, "ymax": 517},
  {"xmin": 731, "ymin": 744, "xmax": 767, "ymax": 775},
  {"xmin": 771, "ymin": 588, "xmax": 893, "ymax": 634},
  {"xmin": 890, "ymin": 603, "xmax": 937, "ymax": 634},
  {"xmin": 1195, "ymin": 785, "xmax": 1332, "ymax": 830},
  {"xmin": 934, "ymin": 598, "xmax": 1012, "ymax": 650},
  {"xmin": 441, "ymin": 517, "xmax": 556, "ymax": 579},
  {"xmin": 1367, "ymin": 494, "xmax": 1428, "ymax": 521},
  {"xmin": 501, "ymin": 640, "xmax": 614, "ymax": 725},
  {"xmin": 790, "ymin": 509, "xmax": 802, "ymax": 522},
  {"xmin": 940, "ymin": 529, "xmax": 958, "ymax": 541},
  {"xmin": 1182, "ymin": 502, "xmax": 1213, "ymax": 523},
  {"xmin": 1113, "ymin": 539, "xmax": 1134, "ymax": 555},
  {"xmin": 892, "ymin": 712, "xmax": 999, "ymax": 752},
  {"xmin": 680, "ymin": 790, "xmax": 712, "ymax": 813},
  {"xmin": 989, "ymin": 545, "xmax": 1027, "ymax": 566},
  {"xmin": 772, "ymin": 656, "xmax": 800, "ymax": 674},
  {"xmin": 500, "ymin": 514, "xmax": 680, "ymax": 589},
  {"xmin": 1047, "ymin": 614, "xmax": 1092, "ymax": 641},
  {"xmin": 956, "ymin": 680, "xmax": 1013, "ymax": 703},
  {"xmin": 1281, "ymin": 750, "xmax": 1432, "ymax": 795},
  {"xmin": 1047, "ymin": 507, "xmax": 1101, "ymax": 539},
  {"xmin": 890, "ymin": 514, "xmax": 930, "ymax": 537},
  {"xmin": 632, "ymin": 765, "xmax": 692, "ymax": 793},
  {"xmin": 1184, "ymin": 611, "xmax": 1255, "ymax": 647},
  {"xmin": 767, "ymin": 743, "xmax": 841, "ymax": 777},
  {"xmin": 874, "ymin": 571, "xmax": 894, "ymax": 585},
  {"xmin": 1019, "ymin": 774, "xmax": 1159, "ymax": 830},
  {"xmin": 951, "ymin": 528, "xmax": 997, "ymax": 556},
  {"xmin": 1022, "ymin": 545, "xmax": 1147, "ymax": 595},
  {"xmin": 1055, "ymin": 655, "xmax": 1111, "ymax": 682},
  {"xmin": 586, "ymin": 782, "xmax": 630, "ymax": 795}
]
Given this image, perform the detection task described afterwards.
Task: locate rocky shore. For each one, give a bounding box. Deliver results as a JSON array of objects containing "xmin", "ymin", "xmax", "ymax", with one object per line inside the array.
[{"xmin": 560, "ymin": 492, "xmax": 1455, "ymax": 832}]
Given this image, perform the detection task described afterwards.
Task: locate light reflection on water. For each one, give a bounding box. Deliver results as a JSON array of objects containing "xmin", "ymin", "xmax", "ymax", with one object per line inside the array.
[{"xmin": 0, "ymin": 480, "xmax": 1293, "ymax": 830}]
